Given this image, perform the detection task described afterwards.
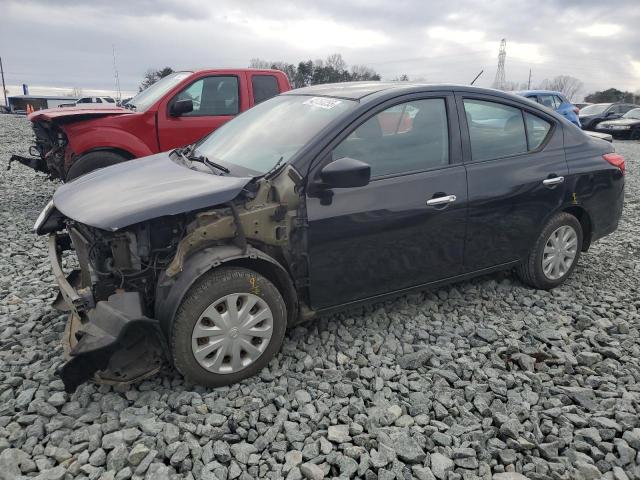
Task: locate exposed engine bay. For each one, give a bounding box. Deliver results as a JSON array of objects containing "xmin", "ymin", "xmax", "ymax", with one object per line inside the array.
[{"xmin": 46, "ymin": 170, "xmax": 307, "ymax": 392}]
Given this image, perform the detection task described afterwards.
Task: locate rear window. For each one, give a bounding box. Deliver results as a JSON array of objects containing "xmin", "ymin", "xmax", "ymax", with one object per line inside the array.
[
  {"xmin": 524, "ymin": 112, "xmax": 552, "ymax": 150},
  {"xmin": 464, "ymin": 99, "xmax": 527, "ymax": 162},
  {"xmin": 252, "ymin": 75, "xmax": 280, "ymax": 105}
]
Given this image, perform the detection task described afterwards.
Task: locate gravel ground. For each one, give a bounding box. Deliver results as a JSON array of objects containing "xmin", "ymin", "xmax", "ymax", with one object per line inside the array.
[{"xmin": 0, "ymin": 113, "xmax": 639, "ymax": 480}]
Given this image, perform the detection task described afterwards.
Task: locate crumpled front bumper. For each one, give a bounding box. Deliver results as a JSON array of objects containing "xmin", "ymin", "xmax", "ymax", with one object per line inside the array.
[{"xmin": 49, "ymin": 234, "xmax": 165, "ymax": 393}]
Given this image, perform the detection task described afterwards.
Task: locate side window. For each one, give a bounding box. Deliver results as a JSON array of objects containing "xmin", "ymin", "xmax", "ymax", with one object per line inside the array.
[
  {"xmin": 538, "ymin": 95, "xmax": 556, "ymax": 110},
  {"xmin": 333, "ymin": 98, "xmax": 449, "ymax": 178},
  {"xmin": 174, "ymin": 76, "xmax": 239, "ymax": 116},
  {"xmin": 252, "ymin": 75, "xmax": 280, "ymax": 105},
  {"xmin": 95, "ymin": 98, "xmax": 102, "ymax": 103},
  {"xmin": 463, "ymin": 99, "xmax": 527, "ymax": 162},
  {"xmin": 553, "ymin": 96, "xmax": 564, "ymax": 108},
  {"xmin": 77, "ymin": 98, "xmax": 91, "ymax": 104},
  {"xmin": 619, "ymin": 105, "xmax": 634, "ymax": 114},
  {"xmin": 524, "ymin": 112, "xmax": 552, "ymax": 150},
  {"xmin": 104, "ymin": 97, "xmax": 115, "ymax": 103}
]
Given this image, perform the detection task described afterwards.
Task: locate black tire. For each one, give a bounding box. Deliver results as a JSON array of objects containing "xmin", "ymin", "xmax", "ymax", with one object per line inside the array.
[
  {"xmin": 65, "ymin": 151, "xmax": 129, "ymax": 181},
  {"xmin": 171, "ymin": 267, "xmax": 287, "ymax": 387},
  {"xmin": 516, "ymin": 212, "xmax": 583, "ymax": 290}
]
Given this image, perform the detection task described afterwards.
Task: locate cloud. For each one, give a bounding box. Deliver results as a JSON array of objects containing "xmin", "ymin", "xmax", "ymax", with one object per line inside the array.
[
  {"xmin": 1, "ymin": 0, "xmax": 639, "ymax": 100},
  {"xmin": 576, "ymin": 23, "xmax": 623, "ymax": 38}
]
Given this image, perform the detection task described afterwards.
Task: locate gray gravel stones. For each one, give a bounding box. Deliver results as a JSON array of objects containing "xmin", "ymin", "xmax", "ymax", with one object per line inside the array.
[{"xmin": 1, "ymin": 115, "xmax": 640, "ymax": 479}]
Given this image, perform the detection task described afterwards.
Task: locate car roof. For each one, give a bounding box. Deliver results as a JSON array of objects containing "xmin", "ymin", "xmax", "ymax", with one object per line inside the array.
[
  {"xmin": 283, "ymin": 82, "xmax": 529, "ymax": 101},
  {"xmin": 515, "ymin": 89, "xmax": 565, "ymax": 97}
]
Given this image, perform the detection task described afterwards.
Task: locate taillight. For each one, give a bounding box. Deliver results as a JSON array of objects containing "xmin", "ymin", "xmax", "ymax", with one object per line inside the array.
[{"xmin": 603, "ymin": 153, "xmax": 625, "ymax": 175}]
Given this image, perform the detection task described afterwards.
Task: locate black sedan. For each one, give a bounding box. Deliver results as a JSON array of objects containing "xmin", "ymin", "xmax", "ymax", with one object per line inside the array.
[
  {"xmin": 579, "ymin": 102, "xmax": 640, "ymax": 130},
  {"xmin": 595, "ymin": 107, "xmax": 640, "ymax": 139},
  {"xmin": 36, "ymin": 82, "xmax": 626, "ymax": 391}
]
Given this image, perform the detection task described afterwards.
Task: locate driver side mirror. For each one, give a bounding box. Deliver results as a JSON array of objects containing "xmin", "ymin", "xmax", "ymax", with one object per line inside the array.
[
  {"xmin": 606, "ymin": 111, "xmax": 618, "ymax": 117},
  {"xmin": 170, "ymin": 99, "xmax": 193, "ymax": 117},
  {"xmin": 320, "ymin": 157, "xmax": 371, "ymax": 189}
]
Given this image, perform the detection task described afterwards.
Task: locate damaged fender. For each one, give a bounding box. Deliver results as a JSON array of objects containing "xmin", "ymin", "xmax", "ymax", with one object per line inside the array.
[{"xmin": 155, "ymin": 245, "xmax": 299, "ymax": 341}]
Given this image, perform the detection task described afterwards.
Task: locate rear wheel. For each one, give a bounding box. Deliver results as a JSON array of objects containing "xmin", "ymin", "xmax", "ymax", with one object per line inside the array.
[
  {"xmin": 171, "ymin": 267, "xmax": 287, "ymax": 387},
  {"xmin": 65, "ymin": 151, "xmax": 129, "ymax": 181},
  {"xmin": 516, "ymin": 212, "xmax": 583, "ymax": 289}
]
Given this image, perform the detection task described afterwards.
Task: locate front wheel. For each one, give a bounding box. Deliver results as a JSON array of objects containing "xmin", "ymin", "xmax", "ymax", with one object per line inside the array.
[
  {"xmin": 171, "ymin": 267, "xmax": 287, "ymax": 387},
  {"xmin": 65, "ymin": 151, "xmax": 129, "ymax": 181},
  {"xmin": 516, "ymin": 212, "xmax": 583, "ymax": 289}
]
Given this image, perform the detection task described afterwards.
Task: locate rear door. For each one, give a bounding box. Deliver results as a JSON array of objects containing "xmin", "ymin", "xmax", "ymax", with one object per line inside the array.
[
  {"xmin": 457, "ymin": 93, "xmax": 568, "ymax": 271},
  {"xmin": 247, "ymin": 72, "xmax": 288, "ymax": 107},
  {"xmin": 157, "ymin": 73, "xmax": 250, "ymax": 151},
  {"xmin": 306, "ymin": 92, "xmax": 468, "ymax": 309}
]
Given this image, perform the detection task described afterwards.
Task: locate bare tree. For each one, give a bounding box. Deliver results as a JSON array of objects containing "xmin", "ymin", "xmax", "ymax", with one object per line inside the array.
[
  {"xmin": 68, "ymin": 87, "xmax": 83, "ymax": 97},
  {"xmin": 537, "ymin": 75, "xmax": 583, "ymax": 101},
  {"xmin": 249, "ymin": 58, "xmax": 271, "ymax": 69},
  {"xmin": 325, "ymin": 53, "xmax": 347, "ymax": 72},
  {"xmin": 350, "ymin": 65, "xmax": 381, "ymax": 81},
  {"xmin": 392, "ymin": 74, "xmax": 410, "ymax": 81}
]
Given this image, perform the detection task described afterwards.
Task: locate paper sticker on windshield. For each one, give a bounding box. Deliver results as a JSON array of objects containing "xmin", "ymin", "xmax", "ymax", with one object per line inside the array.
[{"xmin": 303, "ymin": 97, "xmax": 342, "ymax": 109}]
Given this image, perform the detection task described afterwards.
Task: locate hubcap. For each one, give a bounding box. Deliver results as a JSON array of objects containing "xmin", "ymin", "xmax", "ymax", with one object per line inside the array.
[
  {"xmin": 191, "ymin": 293, "xmax": 273, "ymax": 374},
  {"xmin": 542, "ymin": 225, "xmax": 578, "ymax": 280}
]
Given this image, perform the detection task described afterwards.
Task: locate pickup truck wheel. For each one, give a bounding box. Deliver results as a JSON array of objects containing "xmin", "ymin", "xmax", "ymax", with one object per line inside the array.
[
  {"xmin": 516, "ymin": 212, "xmax": 583, "ymax": 290},
  {"xmin": 65, "ymin": 151, "xmax": 129, "ymax": 181},
  {"xmin": 171, "ymin": 267, "xmax": 287, "ymax": 387}
]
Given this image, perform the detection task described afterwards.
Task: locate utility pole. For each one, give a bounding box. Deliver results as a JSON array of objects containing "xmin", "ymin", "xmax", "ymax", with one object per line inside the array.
[
  {"xmin": 527, "ymin": 69, "xmax": 532, "ymax": 89},
  {"xmin": 0, "ymin": 56, "xmax": 7, "ymax": 108}
]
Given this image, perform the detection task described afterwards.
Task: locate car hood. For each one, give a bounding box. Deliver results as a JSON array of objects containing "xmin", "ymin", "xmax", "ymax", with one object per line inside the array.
[
  {"xmin": 53, "ymin": 152, "xmax": 252, "ymax": 231},
  {"xmin": 28, "ymin": 106, "xmax": 134, "ymax": 123},
  {"xmin": 598, "ymin": 118, "xmax": 640, "ymax": 126}
]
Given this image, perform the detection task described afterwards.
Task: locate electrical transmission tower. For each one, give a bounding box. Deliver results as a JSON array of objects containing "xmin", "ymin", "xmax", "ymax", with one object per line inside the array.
[
  {"xmin": 492, "ymin": 38, "xmax": 507, "ymax": 90},
  {"xmin": 112, "ymin": 44, "xmax": 122, "ymax": 102}
]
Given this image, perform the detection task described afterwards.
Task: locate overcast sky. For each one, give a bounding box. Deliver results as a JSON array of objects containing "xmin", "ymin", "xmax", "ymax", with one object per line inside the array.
[{"xmin": 2, "ymin": 0, "xmax": 639, "ymax": 100}]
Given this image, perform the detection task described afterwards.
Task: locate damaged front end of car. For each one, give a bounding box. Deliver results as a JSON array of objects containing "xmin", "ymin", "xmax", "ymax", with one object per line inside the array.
[
  {"xmin": 10, "ymin": 120, "xmax": 68, "ymax": 179},
  {"xmin": 37, "ymin": 159, "xmax": 306, "ymax": 393},
  {"xmin": 43, "ymin": 215, "xmax": 182, "ymax": 393}
]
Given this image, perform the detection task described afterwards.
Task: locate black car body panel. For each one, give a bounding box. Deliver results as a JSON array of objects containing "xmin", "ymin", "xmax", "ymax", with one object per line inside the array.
[
  {"xmin": 53, "ymin": 152, "xmax": 252, "ymax": 231},
  {"xmin": 39, "ymin": 82, "xmax": 625, "ymax": 391}
]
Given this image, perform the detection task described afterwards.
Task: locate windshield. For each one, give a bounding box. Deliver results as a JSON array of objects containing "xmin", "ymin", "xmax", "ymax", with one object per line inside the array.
[
  {"xmin": 580, "ymin": 103, "xmax": 610, "ymax": 115},
  {"xmin": 194, "ymin": 95, "xmax": 356, "ymax": 174},
  {"xmin": 127, "ymin": 71, "xmax": 192, "ymax": 111},
  {"xmin": 623, "ymin": 108, "xmax": 640, "ymax": 119}
]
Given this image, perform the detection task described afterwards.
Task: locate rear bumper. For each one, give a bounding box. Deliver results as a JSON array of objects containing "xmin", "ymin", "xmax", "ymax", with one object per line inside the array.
[{"xmin": 49, "ymin": 234, "xmax": 164, "ymax": 393}]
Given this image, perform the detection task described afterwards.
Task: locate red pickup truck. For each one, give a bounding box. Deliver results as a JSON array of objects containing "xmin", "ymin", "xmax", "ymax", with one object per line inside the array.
[{"xmin": 12, "ymin": 69, "xmax": 291, "ymax": 180}]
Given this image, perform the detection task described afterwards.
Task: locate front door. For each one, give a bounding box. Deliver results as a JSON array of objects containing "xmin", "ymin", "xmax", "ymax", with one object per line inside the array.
[
  {"xmin": 157, "ymin": 75, "xmax": 245, "ymax": 151},
  {"xmin": 305, "ymin": 94, "xmax": 468, "ymax": 309},
  {"xmin": 458, "ymin": 94, "xmax": 568, "ymax": 271}
]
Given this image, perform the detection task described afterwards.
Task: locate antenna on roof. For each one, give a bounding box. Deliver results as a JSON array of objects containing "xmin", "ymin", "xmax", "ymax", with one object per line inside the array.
[
  {"xmin": 112, "ymin": 44, "xmax": 122, "ymax": 102},
  {"xmin": 470, "ymin": 70, "xmax": 483, "ymax": 85}
]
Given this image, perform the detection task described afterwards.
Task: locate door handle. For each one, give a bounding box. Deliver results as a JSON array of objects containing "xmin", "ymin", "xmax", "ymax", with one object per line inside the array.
[
  {"xmin": 427, "ymin": 194, "xmax": 457, "ymax": 206},
  {"xmin": 542, "ymin": 176, "xmax": 565, "ymax": 186}
]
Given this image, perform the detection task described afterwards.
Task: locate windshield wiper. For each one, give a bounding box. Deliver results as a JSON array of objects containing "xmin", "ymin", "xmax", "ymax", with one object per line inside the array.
[
  {"xmin": 263, "ymin": 156, "xmax": 285, "ymax": 180},
  {"xmin": 189, "ymin": 154, "xmax": 230, "ymax": 174}
]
